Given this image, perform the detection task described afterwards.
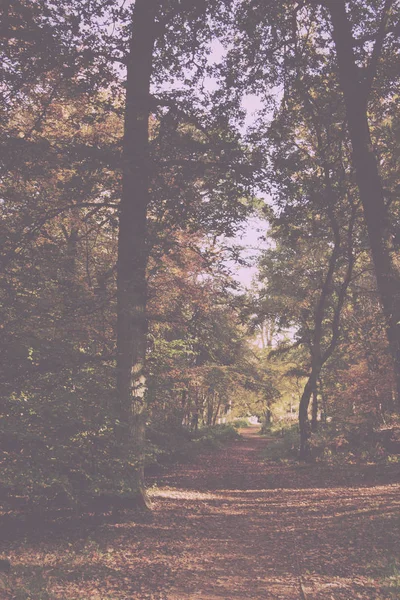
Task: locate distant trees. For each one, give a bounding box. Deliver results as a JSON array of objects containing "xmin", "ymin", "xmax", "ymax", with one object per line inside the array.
[{"xmin": 217, "ymin": 0, "xmax": 400, "ymax": 454}]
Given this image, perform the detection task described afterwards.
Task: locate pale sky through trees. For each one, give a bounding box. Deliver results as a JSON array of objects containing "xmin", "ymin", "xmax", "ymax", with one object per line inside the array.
[
  {"xmin": 207, "ymin": 39, "xmax": 268, "ymax": 288},
  {"xmin": 231, "ymin": 216, "xmax": 267, "ymax": 287}
]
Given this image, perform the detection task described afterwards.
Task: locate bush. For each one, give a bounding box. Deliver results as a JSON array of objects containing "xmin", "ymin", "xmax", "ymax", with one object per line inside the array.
[
  {"xmin": 261, "ymin": 424, "xmax": 299, "ymax": 462},
  {"xmin": 146, "ymin": 424, "xmax": 194, "ymax": 466},
  {"xmin": 307, "ymin": 416, "xmax": 400, "ymax": 465},
  {"xmin": 194, "ymin": 424, "xmax": 241, "ymax": 444},
  {"xmin": 145, "ymin": 423, "xmax": 241, "ymax": 469},
  {"xmin": 232, "ymin": 419, "xmax": 250, "ymax": 429}
]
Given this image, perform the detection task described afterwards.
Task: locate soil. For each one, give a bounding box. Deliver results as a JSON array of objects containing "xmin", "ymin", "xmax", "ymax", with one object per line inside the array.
[{"xmin": 1, "ymin": 427, "xmax": 400, "ymax": 599}]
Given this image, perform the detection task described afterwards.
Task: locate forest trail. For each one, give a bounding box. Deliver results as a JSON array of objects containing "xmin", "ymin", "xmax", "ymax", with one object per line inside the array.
[{"xmin": 2, "ymin": 427, "xmax": 400, "ymax": 599}]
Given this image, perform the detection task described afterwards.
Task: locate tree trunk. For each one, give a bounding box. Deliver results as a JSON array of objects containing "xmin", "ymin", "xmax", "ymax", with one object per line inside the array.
[
  {"xmin": 328, "ymin": 0, "xmax": 400, "ymax": 407},
  {"xmin": 212, "ymin": 393, "xmax": 222, "ymax": 426},
  {"xmin": 265, "ymin": 405, "xmax": 272, "ymax": 426},
  {"xmin": 319, "ymin": 379, "xmax": 328, "ymax": 426},
  {"xmin": 192, "ymin": 388, "xmax": 200, "ymax": 432},
  {"xmin": 311, "ymin": 388, "xmax": 318, "ymax": 433},
  {"xmin": 116, "ymin": 0, "xmax": 158, "ymax": 510},
  {"xmin": 299, "ymin": 369, "xmax": 319, "ymax": 460},
  {"xmin": 207, "ymin": 394, "xmax": 213, "ymax": 426},
  {"xmin": 61, "ymin": 222, "xmax": 79, "ymax": 315}
]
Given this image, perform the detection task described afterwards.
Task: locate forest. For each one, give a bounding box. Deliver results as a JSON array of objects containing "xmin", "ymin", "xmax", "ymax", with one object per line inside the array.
[{"xmin": 1, "ymin": 1, "xmax": 400, "ymax": 599}]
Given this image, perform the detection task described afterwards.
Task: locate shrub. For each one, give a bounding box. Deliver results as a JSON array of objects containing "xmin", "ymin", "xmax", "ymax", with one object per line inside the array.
[
  {"xmin": 261, "ymin": 424, "xmax": 299, "ymax": 462},
  {"xmin": 232, "ymin": 419, "xmax": 250, "ymax": 429},
  {"xmin": 145, "ymin": 423, "xmax": 241, "ymax": 469}
]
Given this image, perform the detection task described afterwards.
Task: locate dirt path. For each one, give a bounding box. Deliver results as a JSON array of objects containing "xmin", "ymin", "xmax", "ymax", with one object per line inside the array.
[{"xmin": 2, "ymin": 428, "xmax": 400, "ymax": 599}]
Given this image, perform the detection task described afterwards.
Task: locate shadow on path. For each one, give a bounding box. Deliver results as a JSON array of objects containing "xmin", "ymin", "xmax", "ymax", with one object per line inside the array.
[{"xmin": 1, "ymin": 427, "xmax": 399, "ymax": 599}]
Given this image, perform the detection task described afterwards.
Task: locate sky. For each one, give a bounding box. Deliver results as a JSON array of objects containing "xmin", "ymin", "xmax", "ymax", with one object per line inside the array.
[
  {"xmin": 205, "ymin": 40, "xmax": 270, "ymax": 289},
  {"xmin": 229, "ymin": 217, "xmax": 268, "ymax": 288},
  {"xmin": 234, "ymin": 90, "xmax": 269, "ymax": 289}
]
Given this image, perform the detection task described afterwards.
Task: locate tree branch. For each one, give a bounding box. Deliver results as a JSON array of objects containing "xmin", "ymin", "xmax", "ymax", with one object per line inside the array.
[{"xmin": 363, "ymin": 0, "xmax": 396, "ymax": 98}]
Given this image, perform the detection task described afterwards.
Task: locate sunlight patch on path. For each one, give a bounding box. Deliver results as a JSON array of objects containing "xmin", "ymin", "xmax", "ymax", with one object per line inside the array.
[{"xmin": 150, "ymin": 489, "xmax": 226, "ymax": 501}]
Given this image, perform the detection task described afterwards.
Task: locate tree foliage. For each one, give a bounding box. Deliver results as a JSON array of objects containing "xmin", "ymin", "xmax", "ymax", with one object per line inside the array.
[{"xmin": 0, "ymin": 0, "xmax": 399, "ymax": 510}]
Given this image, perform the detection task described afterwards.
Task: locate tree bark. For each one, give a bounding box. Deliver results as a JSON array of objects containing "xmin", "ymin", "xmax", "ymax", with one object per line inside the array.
[
  {"xmin": 328, "ymin": 0, "xmax": 400, "ymax": 407},
  {"xmin": 207, "ymin": 393, "xmax": 213, "ymax": 426},
  {"xmin": 212, "ymin": 393, "xmax": 222, "ymax": 426},
  {"xmin": 311, "ymin": 387, "xmax": 318, "ymax": 433},
  {"xmin": 265, "ymin": 404, "xmax": 272, "ymax": 426},
  {"xmin": 319, "ymin": 378, "xmax": 327, "ymax": 425},
  {"xmin": 299, "ymin": 368, "xmax": 319, "ymax": 460},
  {"xmin": 116, "ymin": 0, "xmax": 158, "ymax": 509},
  {"xmin": 298, "ymin": 191, "xmax": 356, "ymax": 459}
]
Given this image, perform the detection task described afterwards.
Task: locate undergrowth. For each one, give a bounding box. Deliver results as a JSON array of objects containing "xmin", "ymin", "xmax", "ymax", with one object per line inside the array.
[
  {"xmin": 261, "ymin": 424, "xmax": 299, "ymax": 463},
  {"xmin": 371, "ymin": 559, "xmax": 400, "ymax": 599},
  {"xmin": 146, "ymin": 423, "xmax": 241, "ymax": 469},
  {"xmin": 232, "ymin": 419, "xmax": 250, "ymax": 429},
  {"xmin": 260, "ymin": 419, "xmax": 400, "ymax": 467}
]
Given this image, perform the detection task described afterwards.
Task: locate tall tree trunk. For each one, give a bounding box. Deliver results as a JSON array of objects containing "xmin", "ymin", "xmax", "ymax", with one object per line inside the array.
[
  {"xmin": 319, "ymin": 379, "xmax": 327, "ymax": 425},
  {"xmin": 311, "ymin": 387, "xmax": 318, "ymax": 433},
  {"xmin": 298, "ymin": 197, "xmax": 356, "ymax": 459},
  {"xmin": 328, "ymin": 0, "xmax": 400, "ymax": 407},
  {"xmin": 299, "ymin": 368, "xmax": 319, "ymax": 460},
  {"xmin": 116, "ymin": 0, "xmax": 158, "ymax": 509}
]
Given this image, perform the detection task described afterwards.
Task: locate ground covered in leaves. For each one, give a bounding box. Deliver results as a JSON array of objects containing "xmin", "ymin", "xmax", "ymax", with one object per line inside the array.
[{"xmin": 1, "ymin": 427, "xmax": 399, "ymax": 599}]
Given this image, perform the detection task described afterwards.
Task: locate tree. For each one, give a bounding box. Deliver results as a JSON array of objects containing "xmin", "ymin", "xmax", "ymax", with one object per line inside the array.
[
  {"xmin": 325, "ymin": 0, "xmax": 400, "ymax": 407},
  {"xmin": 219, "ymin": 0, "xmax": 400, "ymax": 406},
  {"xmin": 1, "ymin": 0, "xmax": 261, "ymax": 508},
  {"xmin": 249, "ymin": 56, "xmax": 366, "ymax": 456},
  {"xmin": 115, "ymin": 0, "xmax": 158, "ymax": 509},
  {"xmin": 115, "ymin": 0, "xmax": 254, "ymax": 505}
]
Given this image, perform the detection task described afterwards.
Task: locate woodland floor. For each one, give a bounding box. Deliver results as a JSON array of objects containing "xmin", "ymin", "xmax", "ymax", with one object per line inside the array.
[{"xmin": 1, "ymin": 427, "xmax": 400, "ymax": 599}]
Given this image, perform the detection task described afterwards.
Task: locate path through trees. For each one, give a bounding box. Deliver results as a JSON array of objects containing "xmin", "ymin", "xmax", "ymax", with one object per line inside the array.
[{"xmin": 2, "ymin": 428, "xmax": 399, "ymax": 599}]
